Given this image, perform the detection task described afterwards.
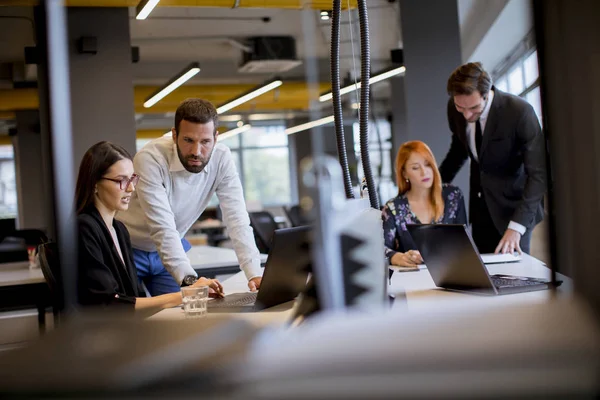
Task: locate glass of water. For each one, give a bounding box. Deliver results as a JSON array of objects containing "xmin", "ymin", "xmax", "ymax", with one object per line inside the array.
[{"xmin": 181, "ymin": 286, "xmax": 209, "ymax": 318}]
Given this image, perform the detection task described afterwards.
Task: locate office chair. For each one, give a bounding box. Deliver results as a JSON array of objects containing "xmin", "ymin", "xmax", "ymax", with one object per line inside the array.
[
  {"xmin": 284, "ymin": 205, "xmax": 309, "ymax": 227},
  {"xmin": 248, "ymin": 211, "xmax": 278, "ymax": 254},
  {"xmin": 37, "ymin": 242, "xmax": 63, "ymax": 325},
  {"xmin": 0, "ymin": 229, "xmax": 48, "ymax": 263}
]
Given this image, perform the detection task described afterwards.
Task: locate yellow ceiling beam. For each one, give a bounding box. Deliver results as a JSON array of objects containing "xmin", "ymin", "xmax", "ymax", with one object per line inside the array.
[
  {"xmin": 137, "ymin": 126, "xmax": 229, "ymax": 139},
  {"xmin": 0, "ymin": 82, "xmax": 330, "ymax": 115},
  {"xmin": 0, "ymin": 89, "xmax": 39, "ymax": 112},
  {"xmin": 0, "ymin": 111, "xmax": 16, "ymax": 120},
  {"xmin": 0, "ymin": 0, "xmax": 356, "ymax": 8}
]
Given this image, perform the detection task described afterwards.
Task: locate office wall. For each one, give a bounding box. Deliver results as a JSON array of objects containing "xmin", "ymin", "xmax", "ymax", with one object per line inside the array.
[
  {"xmin": 67, "ymin": 8, "xmax": 136, "ymax": 166},
  {"xmin": 398, "ymin": 0, "xmax": 469, "ymax": 200}
]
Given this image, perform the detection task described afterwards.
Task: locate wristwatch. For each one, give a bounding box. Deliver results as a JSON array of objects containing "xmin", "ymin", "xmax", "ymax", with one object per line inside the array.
[{"xmin": 181, "ymin": 275, "xmax": 198, "ymax": 287}]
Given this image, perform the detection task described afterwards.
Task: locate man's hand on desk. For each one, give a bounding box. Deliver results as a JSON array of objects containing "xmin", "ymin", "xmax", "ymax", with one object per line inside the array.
[
  {"xmin": 495, "ymin": 229, "xmax": 523, "ymax": 255},
  {"xmin": 193, "ymin": 277, "xmax": 225, "ymax": 298},
  {"xmin": 248, "ymin": 277, "xmax": 262, "ymax": 292}
]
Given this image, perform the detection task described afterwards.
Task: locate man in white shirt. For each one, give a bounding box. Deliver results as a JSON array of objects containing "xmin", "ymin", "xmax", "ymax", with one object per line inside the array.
[
  {"xmin": 119, "ymin": 99, "xmax": 262, "ymax": 295},
  {"xmin": 439, "ymin": 62, "xmax": 546, "ymax": 255}
]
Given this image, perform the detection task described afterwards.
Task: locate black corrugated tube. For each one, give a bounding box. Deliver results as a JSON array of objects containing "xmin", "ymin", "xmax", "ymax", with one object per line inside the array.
[
  {"xmin": 357, "ymin": 0, "xmax": 380, "ymax": 209},
  {"xmin": 331, "ymin": 0, "xmax": 355, "ymax": 199}
]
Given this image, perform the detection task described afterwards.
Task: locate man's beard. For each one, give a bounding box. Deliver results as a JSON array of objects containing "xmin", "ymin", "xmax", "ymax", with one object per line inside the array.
[{"xmin": 177, "ymin": 145, "xmax": 212, "ymax": 174}]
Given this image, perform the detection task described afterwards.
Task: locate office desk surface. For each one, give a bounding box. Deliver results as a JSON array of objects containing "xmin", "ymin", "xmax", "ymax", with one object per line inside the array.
[
  {"xmin": 187, "ymin": 246, "xmax": 268, "ymax": 270},
  {"xmin": 149, "ymin": 269, "xmax": 295, "ymax": 327},
  {"xmin": 0, "ymin": 262, "xmax": 45, "ymax": 287},
  {"xmin": 152, "ymin": 253, "xmax": 566, "ymax": 323},
  {"xmin": 390, "ymin": 253, "xmax": 570, "ymax": 312}
]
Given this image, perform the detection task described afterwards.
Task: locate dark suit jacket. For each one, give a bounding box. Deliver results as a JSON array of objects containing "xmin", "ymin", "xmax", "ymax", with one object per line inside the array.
[
  {"xmin": 439, "ymin": 88, "xmax": 546, "ymax": 233},
  {"xmin": 78, "ymin": 207, "xmax": 144, "ymax": 308}
]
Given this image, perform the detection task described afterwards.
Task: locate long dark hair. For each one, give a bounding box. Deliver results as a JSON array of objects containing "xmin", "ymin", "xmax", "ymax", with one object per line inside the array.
[{"xmin": 75, "ymin": 141, "xmax": 132, "ymax": 215}]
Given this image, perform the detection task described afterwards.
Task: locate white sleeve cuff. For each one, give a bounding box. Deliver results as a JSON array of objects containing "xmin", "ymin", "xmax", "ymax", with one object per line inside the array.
[
  {"xmin": 508, "ymin": 221, "xmax": 526, "ymax": 235},
  {"xmin": 240, "ymin": 261, "xmax": 263, "ymax": 281}
]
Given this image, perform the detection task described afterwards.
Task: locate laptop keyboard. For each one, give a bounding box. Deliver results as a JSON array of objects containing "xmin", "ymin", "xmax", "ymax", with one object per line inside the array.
[
  {"xmin": 208, "ymin": 292, "xmax": 258, "ymax": 308},
  {"xmin": 491, "ymin": 276, "xmax": 544, "ymax": 288}
]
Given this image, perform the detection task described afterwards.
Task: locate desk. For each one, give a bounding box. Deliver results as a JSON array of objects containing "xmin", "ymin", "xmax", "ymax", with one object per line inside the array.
[
  {"xmin": 187, "ymin": 246, "xmax": 268, "ymax": 278},
  {"xmin": 150, "ymin": 270, "xmax": 295, "ymax": 327},
  {"xmin": 152, "ymin": 254, "xmax": 566, "ymax": 326},
  {"xmin": 0, "ymin": 261, "xmax": 49, "ymax": 336},
  {"xmin": 0, "ymin": 261, "xmax": 45, "ymax": 287},
  {"xmin": 390, "ymin": 253, "xmax": 570, "ymax": 313}
]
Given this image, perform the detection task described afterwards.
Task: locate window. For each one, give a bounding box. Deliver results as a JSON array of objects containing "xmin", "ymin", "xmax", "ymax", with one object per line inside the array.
[
  {"xmin": 0, "ymin": 145, "xmax": 17, "ymax": 219},
  {"xmin": 507, "ymin": 65, "xmax": 525, "ymax": 95},
  {"xmin": 495, "ymin": 50, "xmax": 542, "ymax": 125},
  {"xmin": 523, "ymin": 51, "xmax": 539, "ymax": 87}
]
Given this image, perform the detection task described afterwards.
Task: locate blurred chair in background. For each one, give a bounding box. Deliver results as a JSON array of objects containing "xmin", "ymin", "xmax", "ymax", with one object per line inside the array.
[{"xmin": 249, "ymin": 211, "xmax": 278, "ymax": 254}]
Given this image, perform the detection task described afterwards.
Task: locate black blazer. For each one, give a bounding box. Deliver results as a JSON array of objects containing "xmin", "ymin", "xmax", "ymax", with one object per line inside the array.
[
  {"xmin": 78, "ymin": 207, "xmax": 144, "ymax": 308},
  {"xmin": 439, "ymin": 88, "xmax": 546, "ymax": 232}
]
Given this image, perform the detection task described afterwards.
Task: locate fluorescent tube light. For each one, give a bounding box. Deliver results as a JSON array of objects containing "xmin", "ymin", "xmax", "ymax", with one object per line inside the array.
[
  {"xmin": 319, "ymin": 66, "xmax": 406, "ymax": 102},
  {"xmin": 284, "ymin": 115, "xmax": 335, "ymax": 135},
  {"xmin": 218, "ymin": 124, "xmax": 252, "ymax": 141},
  {"xmin": 136, "ymin": 0, "xmax": 160, "ymax": 20},
  {"xmin": 217, "ymin": 79, "xmax": 283, "ymax": 114},
  {"xmin": 143, "ymin": 62, "xmax": 200, "ymax": 108}
]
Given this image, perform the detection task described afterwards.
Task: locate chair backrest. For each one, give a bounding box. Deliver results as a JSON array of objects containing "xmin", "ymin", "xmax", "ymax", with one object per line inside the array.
[
  {"xmin": 0, "ymin": 229, "xmax": 48, "ymax": 263},
  {"xmin": 248, "ymin": 211, "xmax": 278, "ymax": 254},
  {"xmin": 284, "ymin": 205, "xmax": 309, "ymax": 227},
  {"xmin": 38, "ymin": 242, "xmax": 64, "ymax": 310}
]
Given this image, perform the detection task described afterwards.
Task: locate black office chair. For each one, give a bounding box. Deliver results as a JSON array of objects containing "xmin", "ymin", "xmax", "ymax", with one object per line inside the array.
[
  {"xmin": 37, "ymin": 242, "xmax": 63, "ymax": 324},
  {"xmin": 284, "ymin": 205, "xmax": 309, "ymax": 227},
  {"xmin": 0, "ymin": 229, "xmax": 48, "ymax": 263},
  {"xmin": 248, "ymin": 211, "xmax": 278, "ymax": 254}
]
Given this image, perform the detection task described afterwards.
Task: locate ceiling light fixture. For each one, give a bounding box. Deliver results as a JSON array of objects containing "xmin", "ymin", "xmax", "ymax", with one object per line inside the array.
[
  {"xmin": 284, "ymin": 115, "xmax": 335, "ymax": 135},
  {"xmin": 136, "ymin": 0, "xmax": 160, "ymax": 20},
  {"xmin": 143, "ymin": 62, "xmax": 200, "ymax": 108},
  {"xmin": 320, "ymin": 10, "xmax": 331, "ymax": 20},
  {"xmin": 319, "ymin": 66, "xmax": 406, "ymax": 102},
  {"xmin": 217, "ymin": 78, "xmax": 283, "ymax": 114},
  {"xmin": 218, "ymin": 124, "xmax": 252, "ymax": 141}
]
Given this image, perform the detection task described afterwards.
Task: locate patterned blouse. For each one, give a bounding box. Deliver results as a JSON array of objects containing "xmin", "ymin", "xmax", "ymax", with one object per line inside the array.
[{"xmin": 382, "ymin": 184, "xmax": 467, "ymax": 259}]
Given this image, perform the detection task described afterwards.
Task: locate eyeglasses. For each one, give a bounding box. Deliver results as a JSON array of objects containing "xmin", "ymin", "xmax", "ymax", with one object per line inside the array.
[{"xmin": 101, "ymin": 174, "xmax": 140, "ymax": 190}]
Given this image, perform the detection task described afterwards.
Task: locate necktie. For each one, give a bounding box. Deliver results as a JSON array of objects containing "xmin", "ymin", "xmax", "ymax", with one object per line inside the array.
[{"xmin": 475, "ymin": 119, "xmax": 483, "ymax": 158}]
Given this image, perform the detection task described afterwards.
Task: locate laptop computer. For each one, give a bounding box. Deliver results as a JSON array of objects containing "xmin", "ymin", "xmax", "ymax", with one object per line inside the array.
[
  {"xmin": 207, "ymin": 225, "xmax": 311, "ymax": 312},
  {"xmin": 406, "ymin": 224, "xmax": 556, "ymax": 295}
]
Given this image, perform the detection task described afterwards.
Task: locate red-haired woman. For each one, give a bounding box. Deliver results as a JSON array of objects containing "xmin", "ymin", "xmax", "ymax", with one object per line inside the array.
[{"xmin": 382, "ymin": 141, "xmax": 467, "ymax": 268}]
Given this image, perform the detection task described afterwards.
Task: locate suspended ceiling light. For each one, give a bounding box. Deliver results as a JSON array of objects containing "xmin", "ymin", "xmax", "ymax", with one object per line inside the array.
[
  {"xmin": 136, "ymin": 0, "xmax": 160, "ymax": 20},
  {"xmin": 319, "ymin": 66, "xmax": 406, "ymax": 102},
  {"xmin": 218, "ymin": 124, "xmax": 252, "ymax": 141},
  {"xmin": 217, "ymin": 78, "xmax": 283, "ymax": 114},
  {"xmin": 143, "ymin": 62, "xmax": 200, "ymax": 108},
  {"xmin": 284, "ymin": 115, "xmax": 335, "ymax": 135}
]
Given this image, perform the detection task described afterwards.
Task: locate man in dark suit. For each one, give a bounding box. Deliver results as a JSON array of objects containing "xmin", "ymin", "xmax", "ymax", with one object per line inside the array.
[{"xmin": 439, "ymin": 62, "xmax": 546, "ymax": 255}]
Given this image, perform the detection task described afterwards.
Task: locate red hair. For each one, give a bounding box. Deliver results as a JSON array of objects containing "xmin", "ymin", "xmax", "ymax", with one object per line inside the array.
[{"xmin": 395, "ymin": 141, "xmax": 444, "ymax": 221}]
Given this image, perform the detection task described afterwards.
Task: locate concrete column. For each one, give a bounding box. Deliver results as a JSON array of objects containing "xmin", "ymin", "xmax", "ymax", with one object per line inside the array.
[
  {"xmin": 397, "ymin": 0, "xmax": 468, "ymax": 200},
  {"xmin": 389, "ymin": 75, "xmax": 408, "ymax": 183},
  {"xmin": 288, "ymin": 119, "xmax": 357, "ymax": 202},
  {"xmin": 13, "ymin": 111, "xmax": 48, "ymax": 231},
  {"xmin": 67, "ymin": 7, "xmax": 136, "ymax": 167}
]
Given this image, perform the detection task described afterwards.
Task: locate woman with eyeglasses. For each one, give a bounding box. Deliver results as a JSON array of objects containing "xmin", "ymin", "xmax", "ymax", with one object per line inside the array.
[{"xmin": 75, "ymin": 141, "xmax": 223, "ymax": 313}]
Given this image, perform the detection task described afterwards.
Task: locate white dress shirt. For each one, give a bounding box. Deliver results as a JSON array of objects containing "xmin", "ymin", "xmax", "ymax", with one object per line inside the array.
[
  {"xmin": 118, "ymin": 134, "xmax": 262, "ymax": 284},
  {"xmin": 466, "ymin": 90, "xmax": 526, "ymax": 235}
]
